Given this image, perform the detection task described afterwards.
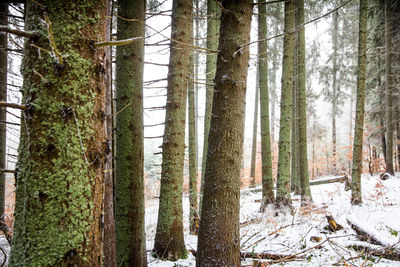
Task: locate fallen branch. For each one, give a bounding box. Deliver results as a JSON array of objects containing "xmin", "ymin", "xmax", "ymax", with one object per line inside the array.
[
  {"xmin": 309, "ymin": 175, "xmax": 348, "ymax": 186},
  {"xmin": 347, "ymin": 216, "xmax": 398, "ymax": 247},
  {"xmin": 347, "ymin": 241, "xmax": 400, "ymax": 261}
]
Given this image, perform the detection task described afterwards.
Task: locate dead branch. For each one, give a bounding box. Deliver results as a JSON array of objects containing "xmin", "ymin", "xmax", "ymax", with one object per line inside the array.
[
  {"xmin": 309, "ymin": 175, "xmax": 348, "ymax": 186},
  {"xmin": 92, "ymin": 37, "xmax": 144, "ymax": 48},
  {"xmin": 0, "ymin": 101, "xmax": 27, "ymax": 110},
  {"xmin": 0, "ymin": 120, "xmax": 20, "ymax": 126},
  {"xmin": 0, "ymin": 169, "xmax": 16, "ymax": 174},
  {"xmin": 0, "ymin": 25, "xmax": 36, "ymax": 38},
  {"xmin": 347, "ymin": 241, "xmax": 400, "ymax": 261}
]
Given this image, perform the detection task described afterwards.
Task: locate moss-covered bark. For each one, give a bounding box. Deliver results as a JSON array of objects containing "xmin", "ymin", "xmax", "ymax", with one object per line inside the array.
[
  {"xmin": 297, "ymin": 0, "xmax": 312, "ymax": 203},
  {"xmin": 115, "ymin": 0, "xmax": 147, "ymax": 266},
  {"xmin": 276, "ymin": 0, "xmax": 295, "ymax": 207},
  {"xmin": 188, "ymin": 12, "xmax": 198, "ymax": 235},
  {"xmin": 351, "ymin": 0, "xmax": 367, "ymax": 205},
  {"xmin": 10, "ymin": 1, "xmax": 109, "ymax": 265},
  {"xmin": 384, "ymin": 0, "xmax": 394, "ymax": 175},
  {"xmin": 0, "ymin": 2, "xmax": 7, "ymax": 218},
  {"xmin": 153, "ymin": 0, "xmax": 192, "ymax": 260},
  {"xmin": 200, "ymin": 0, "xmax": 219, "ymax": 211},
  {"xmin": 258, "ymin": 0, "xmax": 274, "ymax": 206},
  {"xmin": 196, "ymin": 1, "xmax": 252, "ymax": 265}
]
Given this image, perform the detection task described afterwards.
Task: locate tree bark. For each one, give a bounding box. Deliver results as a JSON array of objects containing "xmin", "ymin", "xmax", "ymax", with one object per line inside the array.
[
  {"xmin": 385, "ymin": 0, "xmax": 394, "ymax": 175},
  {"xmin": 188, "ymin": 10, "xmax": 198, "ymax": 235},
  {"xmin": 276, "ymin": 0, "xmax": 295, "ymax": 207},
  {"xmin": 200, "ymin": 0, "xmax": 219, "ymax": 211},
  {"xmin": 297, "ymin": 0, "xmax": 312, "ymax": 203},
  {"xmin": 153, "ymin": 0, "xmax": 193, "ymax": 260},
  {"xmin": 196, "ymin": 1, "xmax": 252, "ymax": 265},
  {"xmin": 258, "ymin": 0, "xmax": 274, "ymax": 206},
  {"xmin": 350, "ymin": 0, "xmax": 367, "ymax": 205},
  {"xmin": 115, "ymin": 0, "xmax": 147, "ymax": 265},
  {"xmin": 10, "ymin": 1, "xmax": 109, "ymax": 265},
  {"xmin": 0, "ymin": 2, "xmax": 7, "ymax": 219}
]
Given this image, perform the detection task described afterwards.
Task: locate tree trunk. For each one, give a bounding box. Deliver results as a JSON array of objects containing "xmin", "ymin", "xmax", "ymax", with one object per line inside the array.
[
  {"xmin": 196, "ymin": 0, "xmax": 252, "ymax": 265},
  {"xmin": 10, "ymin": 1, "xmax": 109, "ymax": 265},
  {"xmin": 0, "ymin": 2, "xmax": 7, "ymax": 219},
  {"xmin": 153, "ymin": 0, "xmax": 192, "ymax": 260},
  {"xmin": 385, "ymin": 0, "xmax": 394, "ymax": 175},
  {"xmin": 297, "ymin": 0, "xmax": 312, "ymax": 203},
  {"xmin": 250, "ymin": 77, "xmax": 259, "ymax": 188},
  {"xmin": 331, "ymin": 11, "xmax": 338, "ymax": 175},
  {"xmin": 276, "ymin": 0, "xmax": 295, "ymax": 207},
  {"xmin": 188, "ymin": 11, "xmax": 198, "ymax": 235},
  {"xmin": 115, "ymin": 0, "xmax": 147, "ymax": 265},
  {"xmin": 258, "ymin": 0, "xmax": 274, "ymax": 206},
  {"xmin": 351, "ymin": 0, "xmax": 367, "ymax": 205},
  {"xmin": 200, "ymin": 0, "xmax": 219, "ymax": 211}
]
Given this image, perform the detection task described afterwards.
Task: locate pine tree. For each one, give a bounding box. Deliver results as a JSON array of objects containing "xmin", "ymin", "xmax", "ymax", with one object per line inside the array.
[
  {"xmin": 250, "ymin": 80, "xmax": 259, "ymax": 188},
  {"xmin": 196, "ymin": 0, "xmax": 252, "ymax": 265},
  {"xmin": 351, "ymin": 0, "xmax": 367, "ymax": 205},
  {"xmin": 297, "ymin": 0, "xmax": 312, "ymax": 203},
  {"xmin": 115, "ymin": 0, "xmax": 147, "ymax": 265},
  {"xmin": 384, "ymin": 0, "xmax": 394, "ymax": 175},
  {"xmin": 258, "ymin": 0, "xmax": 274, "ymax": 206},
  {"xmin": 10, "ymin": 1, "xmax": 110, "ymax": 265},
  {"xmin": 153, "ymin": 0, "xmax": 193, "ymax": 260},
  {"xmin": 276, "ymin": 0, "xmax": 295, "ymax": 207},
  {"xmin": 0, "ymin": 2, "xmax": 7, "ymax": 218}
]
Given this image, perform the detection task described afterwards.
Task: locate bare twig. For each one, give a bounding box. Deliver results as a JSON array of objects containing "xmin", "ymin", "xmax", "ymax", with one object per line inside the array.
[
  {"xmin": 93, "ymin": 37, "xmax": 144, "ymax": 48},
  {"xmin": 0, "ymin": 25, "xmax": 36, "ymax": 38},
  {"xmin": 0, "ymin": 101, "xmax": 27, "ymax": 110}
]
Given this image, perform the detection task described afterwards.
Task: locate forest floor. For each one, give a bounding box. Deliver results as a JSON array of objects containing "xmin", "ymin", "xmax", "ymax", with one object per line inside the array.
[{"xmin": 146, "ymin": 173, "xmax": 400, "ymax": 266}]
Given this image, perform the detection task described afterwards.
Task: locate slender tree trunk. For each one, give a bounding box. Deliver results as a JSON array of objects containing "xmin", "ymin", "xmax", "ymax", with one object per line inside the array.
[
  {"xmin": 291, "ymin": 5, "xmax": 300, "ymax": 194},
  {"xmin": 196, "ymin": 0, "xmax": 252, "ymax": 265},
  {"xmin": 250, "ymin": 78, "xmax": 259, "ymax": 188},
  {"xmin": 351, "ymin": 0, "xmax": 367, "ymax": 205},
  {"xmin": 10, "ymin": 1, "xmax": 109, "ymax": 265},
  {"xmin": 104, "ymin": 2, "xmax": 116, "ymax": 266},
  {"xmin": 0, "ymin": 2, "xmax": 7, "ymax": 219},
  {"xmin": 385, "ymin": 0, "xmax": 394, "ymax": 175},
  {"xmin": 115, "ymin": 0, "xmax": 147, "ymax": 265},
  {"xmin": 276, "ymin": 0, "xmax": 295, "ymax": 207},
  {"xmin": 397, "ymin": 123, "xmax": 400, "ymax": 171},
  {"xmin": 258, "ymin": 0, "xmax": 274, "ymax": 206},
  {"xmin": 188, "ymin": 12, "xmax": 198, "ymax": 235},
  {"xmin": 153, "ymin": 0, "xmax": 192, "ymax": 260},
  {"xmin": 331, "ymin": 11, "xmax": 338, "ymax": 175},
  {"xmin": 200, "ymin": 0, "xmax": 219, "ymax": 210},
  {"xmin": 297, "ymin": 0, "xmax": 311, "ymax": 203}
]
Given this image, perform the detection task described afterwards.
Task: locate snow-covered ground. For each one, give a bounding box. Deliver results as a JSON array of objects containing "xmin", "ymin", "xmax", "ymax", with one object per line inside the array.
[{"xmin": 146, "ymin": 174, "xmax": 400, "ymax": 266}]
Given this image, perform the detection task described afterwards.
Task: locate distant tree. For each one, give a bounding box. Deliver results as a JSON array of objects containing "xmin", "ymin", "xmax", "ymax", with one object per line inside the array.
[
  {"xmin": 188, "ymin": 4, "xmax": 198, "ymax": 234},
  {"xmin": 10, "ymin": 0, "xmax": 110, "ymax": 265},
  {"xmin": 200, "ymin": 0, "xmax": 219, "ymax": 210},
  {"xmin": 0, "ymin": 2, "xmax": 7, "ymax": 219},
  {"xmin": 384, "ymin": 0, "xmax": 394, "ymax": 175},
  {"xmin": 276, "ymin": 0, "xmax": 295, "ymax": 207},
  {"xmin": 296, "ymin": 0, "xmax": 312, "ymax": 203},
  {"xmin": 258, "ymin": 0, "xmax": 274, "ymax": 207},
  {"xmin": 153, "ymin": 0, "xmax": 193, "ymax": 260},
  {"xmin": 196, "ymin": 0, "xmax": 252, "ymax": 265},
  {"xmin": 249, "ymin": 76, "xmax": 259, "ymax": 188},
  {"xmin": 351, "ymin": 0, "xmax": 367, "ymax": 205},
  {"xmin": 115, "ymin": 0, "xmax": 147, "ymax": 265}
]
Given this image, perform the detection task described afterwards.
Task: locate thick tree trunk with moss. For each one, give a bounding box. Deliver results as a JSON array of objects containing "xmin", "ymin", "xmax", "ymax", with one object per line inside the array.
[
  {"xmin": 153, "ymin": 0, "xmax": 192, "ymax": 260},
  {"xmin": 276, "ymin": 0, "xmax": 295, "ymax": 207},
  {"xmin": 351, "ymin": 0, "xmax": 367, "ymax": 205},
  {"xmin": 0, "ymin": 2, "xmax": 7, "ymax": 218},
  {"xmin": 258, "ymin": 0, "xmax": 274, "ymax": 206},
  {"xmin": 10, "ymin": 1, "xmax": 109, "ymax": 265},
  {"xmin": 200, "ymin": 0, "xmax": 219, "ymax": 210},
  {"xmin": 196, "ymin": 1, "xmax": 252, "ymax": 265},
  {"xmin": 188, "ymin": 15, "xmax": 198, "ymax": 235},
  {"xmin": 115, "ymin": 0, "xmax": 147, "ymax": 265},
  {"xmin": 384, "ymin": 0, "xmax": 394, "ymax": 175},
  {"xmin": 297, "ymin": 0, "xmax": 312, "ymax": 203},
  {"xmin": 250, "ymin": 81, "xmax": 259, "ymax": 188}
]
